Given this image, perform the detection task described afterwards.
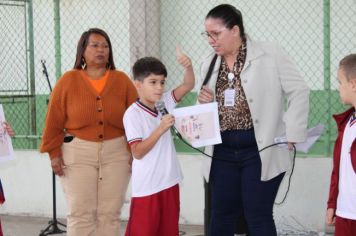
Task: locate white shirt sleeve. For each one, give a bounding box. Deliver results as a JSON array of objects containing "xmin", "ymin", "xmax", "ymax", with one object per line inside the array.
[
  {"xmin": 161, "ymin": 89, "xmax": 178, "ymax": 114},
  {"xmin": 123, "ymin": 107, "xmax": 143, "ymax": 145}
]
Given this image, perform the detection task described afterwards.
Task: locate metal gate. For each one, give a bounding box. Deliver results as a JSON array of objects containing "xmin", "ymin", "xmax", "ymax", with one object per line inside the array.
[{"xmin": 0, "ymin": 0, "xmax": 37, "ymax": 148}]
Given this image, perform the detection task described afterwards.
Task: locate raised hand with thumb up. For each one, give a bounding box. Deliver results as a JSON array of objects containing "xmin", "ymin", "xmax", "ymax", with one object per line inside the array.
[
  {"xmin": 171, "ymin": 45, "xmax": 195, "ymax": 102},
  {"xmin": 176, "ymin": 45, "xmax": 192, "ymax": 69}
]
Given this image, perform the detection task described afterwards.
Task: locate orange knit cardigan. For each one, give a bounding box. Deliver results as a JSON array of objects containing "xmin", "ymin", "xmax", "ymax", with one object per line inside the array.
[{"xmin": 40, "ymin": 69, "xmax": 138, "ymax": 159}]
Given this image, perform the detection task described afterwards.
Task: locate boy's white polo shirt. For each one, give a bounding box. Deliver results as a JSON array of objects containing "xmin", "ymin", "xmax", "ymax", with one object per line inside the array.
[
  {"xmin": 336, "ymin": 116, "xmax": 356, "ymax": 220},
  {"xmin": 123, "ymin": 90, "xmax": 183, "ymax": 197}
]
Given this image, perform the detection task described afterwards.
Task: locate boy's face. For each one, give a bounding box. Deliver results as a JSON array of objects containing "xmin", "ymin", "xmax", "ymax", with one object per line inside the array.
[
  {"xmin": 135, "ymin": 73, "xmax": 166, "ymax": 108},
  {"xmin": 337, "ymin": 68, "xmax": 356, "ymax": 105}
]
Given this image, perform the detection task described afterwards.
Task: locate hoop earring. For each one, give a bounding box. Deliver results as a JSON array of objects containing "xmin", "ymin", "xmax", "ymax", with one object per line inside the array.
[{"xmin": 81, "ymin": 58, "xmax": 87, "ymax": 70}]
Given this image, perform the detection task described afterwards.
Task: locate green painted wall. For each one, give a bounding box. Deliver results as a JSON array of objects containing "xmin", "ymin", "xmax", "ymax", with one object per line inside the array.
[{"xmin": 1, "ymin": 90, "xmax": 348, "ymax": 156}]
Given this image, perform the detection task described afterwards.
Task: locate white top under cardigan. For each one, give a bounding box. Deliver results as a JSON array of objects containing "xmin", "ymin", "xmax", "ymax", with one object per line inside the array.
[{"xmin": 198, "ymin": 37, "xmax": 310, "ymax": 181}]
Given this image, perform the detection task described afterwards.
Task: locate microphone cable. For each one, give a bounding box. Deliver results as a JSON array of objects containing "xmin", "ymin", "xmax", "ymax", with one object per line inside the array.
[{"xmin": 171, "ymin": 126, "xmax": 296, "ymax": 205}]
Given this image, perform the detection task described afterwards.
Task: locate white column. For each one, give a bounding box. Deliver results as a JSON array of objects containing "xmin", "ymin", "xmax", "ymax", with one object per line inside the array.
[{"xmin": 129, "ymin": 0, "xmax": 161, "ymax": 67}]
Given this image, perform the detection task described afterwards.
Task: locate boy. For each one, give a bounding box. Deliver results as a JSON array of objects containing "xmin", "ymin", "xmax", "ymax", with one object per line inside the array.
[
  {"xmin": 123, "ymin": 49, "xmax": 195, "ymax": 236},
  {"xmin": 326, "ymin": 54, "xmax": 356, "ymax": 236}
]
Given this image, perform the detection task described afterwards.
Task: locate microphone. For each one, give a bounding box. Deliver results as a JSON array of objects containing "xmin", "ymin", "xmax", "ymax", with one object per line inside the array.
[
  {"xmin": 154, "ymin": 101, "xmax": 182, "ymax": 138},
  {"xmin": 155, "ymin": 100, "xmax": 169, "ymax": 116}
]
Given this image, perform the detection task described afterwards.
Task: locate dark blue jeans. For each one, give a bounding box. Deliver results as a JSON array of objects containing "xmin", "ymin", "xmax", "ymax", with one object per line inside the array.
[{"xmin": 209, "ymin": 129, "xmax": 284, "ymax": 236}]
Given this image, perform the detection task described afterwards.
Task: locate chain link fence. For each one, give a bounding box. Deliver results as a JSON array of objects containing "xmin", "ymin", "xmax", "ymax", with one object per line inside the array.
[{"xmin": 0, "ymin": 0, "xmax": 355, "ymax": 156}]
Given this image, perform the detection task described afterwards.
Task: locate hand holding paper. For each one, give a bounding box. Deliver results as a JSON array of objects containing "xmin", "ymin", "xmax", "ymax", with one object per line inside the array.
[
  {"xmin": 0, "ymin": 104, "xmax": 15, "ymax": 163},
  {"xmin": 3, "ymin": 122, "xmax": 15, "ymax": 137},
  {"xmin": 274, "ymin": 124, "xmax": 325, "ymax": 153},
  {"xmin": 172, "ymin": 102, "xmax": 221, "ymax": 148}
]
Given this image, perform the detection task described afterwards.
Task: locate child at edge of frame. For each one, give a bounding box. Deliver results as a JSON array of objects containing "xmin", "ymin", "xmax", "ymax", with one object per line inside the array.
[
  {"xmin": 0, "ymin": 122, "xmax": 15, "ymax": 236},
  {"xmin": 326, "ymin": 54, "xmax": 356, "ymax": 236}
]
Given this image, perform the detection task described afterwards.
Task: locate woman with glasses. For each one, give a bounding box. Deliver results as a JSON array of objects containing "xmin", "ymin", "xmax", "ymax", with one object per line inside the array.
[
  {"xmin": 197, "ymin": 4, "xmax": 310, "ymax": 236},
  {"xmin": 40, "ymin": 28, "xmax": 138, "ymax": 235}
]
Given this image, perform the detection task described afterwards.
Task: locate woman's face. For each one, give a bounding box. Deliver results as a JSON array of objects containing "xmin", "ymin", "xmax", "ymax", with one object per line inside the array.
[
  {"xmin": 83, "ymin": 33, "xmax": 110, "ymax": 68},
  {"xmin": 204, "ymin": 18, "xmax": 240, "ymax": 56}
]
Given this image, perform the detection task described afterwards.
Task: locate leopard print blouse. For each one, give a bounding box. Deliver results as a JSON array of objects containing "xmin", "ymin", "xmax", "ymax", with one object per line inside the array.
[{"xmin": 215, "ymin": 39, "xmax": 253, "ymax": 131}]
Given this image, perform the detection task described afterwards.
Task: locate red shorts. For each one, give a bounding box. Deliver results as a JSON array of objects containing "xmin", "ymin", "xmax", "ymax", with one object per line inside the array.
[
  {"xmin": 335, "ymin": 216, "xmax": 356, "ymax": 236},
  {"xmin": 125, "ymin": 184, "xmax": 180, "ymax": 236}
]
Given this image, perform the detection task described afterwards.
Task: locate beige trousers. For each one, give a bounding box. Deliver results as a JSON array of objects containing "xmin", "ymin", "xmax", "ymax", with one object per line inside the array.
[{"xmin": 61, "ymin": 136, "xmax": 131, "ymax": 236}]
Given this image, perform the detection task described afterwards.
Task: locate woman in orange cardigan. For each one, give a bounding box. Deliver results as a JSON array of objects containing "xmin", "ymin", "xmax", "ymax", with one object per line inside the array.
[{"xmin": 40, "ymin": 28, "xmax": 138, "ymax": 236}]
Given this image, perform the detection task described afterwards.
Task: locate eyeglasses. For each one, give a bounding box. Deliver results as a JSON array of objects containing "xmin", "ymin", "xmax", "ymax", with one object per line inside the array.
[{"xmin": 201, "ymin": 29, "xmax": 227, "ymax": 41}]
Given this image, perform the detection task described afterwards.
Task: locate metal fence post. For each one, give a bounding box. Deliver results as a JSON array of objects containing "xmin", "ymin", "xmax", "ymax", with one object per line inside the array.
[
  {"xmin": 54, "ymin": 0, "xmax": 61, "ymax": 81},
  {"xmin": 323, "ymin": 0, "xmax": 331, "ymax": 156},
  {"xmin": 27, "ymin": 0, "xmax": 37, "ymax": 149}
]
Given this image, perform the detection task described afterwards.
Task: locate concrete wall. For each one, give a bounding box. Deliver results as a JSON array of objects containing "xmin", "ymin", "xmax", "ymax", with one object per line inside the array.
[{"xmin": 0, "ymin": 150, "xmax": 332, "ymax": 232}]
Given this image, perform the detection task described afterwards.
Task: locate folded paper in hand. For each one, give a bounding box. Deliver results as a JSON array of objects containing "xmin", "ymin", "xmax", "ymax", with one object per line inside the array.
[
  {"xmin": 172, "ymin": 102, "xmax": 222, "ymax": 148},
  {"xmin": 274, "ymin": 124, "xmax": 325, "ymax": 153}
]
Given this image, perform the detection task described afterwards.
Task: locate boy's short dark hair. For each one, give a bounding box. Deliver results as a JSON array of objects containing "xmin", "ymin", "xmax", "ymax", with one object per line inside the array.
[
  {"xmin": 339, "ymin": 54, "xmax": 356, "ymax": 81},
  {"xmin": 132, "ymin": 57, "xmax": 167, "ymax": 81}
]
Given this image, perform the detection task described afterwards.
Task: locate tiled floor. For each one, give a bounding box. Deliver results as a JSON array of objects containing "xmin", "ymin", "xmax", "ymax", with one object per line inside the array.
[
  {"xmin": 1, "ymin": 214, "xmax": 334, "ymax": 236},
  {"xmin": 1, "ymin": 214, "xmax": 204, "ymax": 236}
]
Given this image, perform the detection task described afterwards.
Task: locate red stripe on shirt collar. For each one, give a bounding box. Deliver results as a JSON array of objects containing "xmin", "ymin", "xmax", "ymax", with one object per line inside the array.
[{"xmin": 135, "ymin": 100, "xmax": 158, "ymax": 117}]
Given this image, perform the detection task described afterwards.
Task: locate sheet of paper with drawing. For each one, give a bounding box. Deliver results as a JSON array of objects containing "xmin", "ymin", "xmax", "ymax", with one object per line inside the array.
[
  {"xmin": 172, "ymin": 102, "xmax": 222, "ymax": 148},
  {"xmin": 0, "ymin": 104, "xmax": 15, "ymax": 162}
]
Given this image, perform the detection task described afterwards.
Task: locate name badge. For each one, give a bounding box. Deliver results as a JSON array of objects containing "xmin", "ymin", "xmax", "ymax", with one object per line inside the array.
[{"xmin": 224, "ymin": 89, "xmax": 235, "ymax": 107}]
